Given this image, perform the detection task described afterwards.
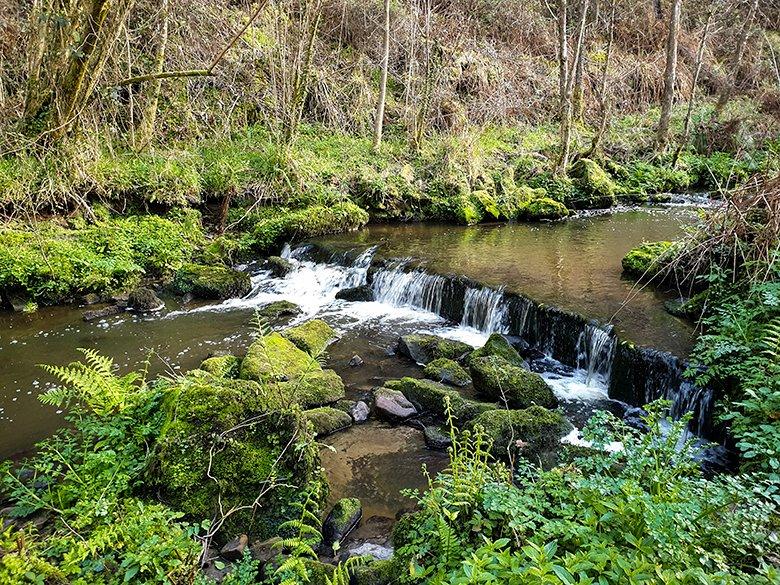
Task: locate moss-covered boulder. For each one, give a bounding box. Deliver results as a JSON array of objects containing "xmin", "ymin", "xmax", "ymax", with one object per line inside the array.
[
  {"xmin": 351, "ymin": 559, "xmax": 401, "ymax": 585},
  {"xmin": 385, "ymin": 378, "xmax": 494, "ymax": 423},
  {"xmin": 258, "ymin": 300, "xmax": 302, "ymax": 321},
  {"xmin": 423, "ymin": 358, "xmax": 471, "ymax": 387},
  {"xmin": 263, "ymin": 256, "xmax": 293, "ymax": 278},
  {"xmin": 273, "ymin": 369, "xmax": 345, "ymax": 408},
  {"xmin": 200, "ymin": 354, "xmax": 241, "ymax": 378},
  {"xmin": 283, "ymin": 319, "xmax": 336, "ymax": 357},
  {"xmin": 621, "ymin": 241, "xmax": 674, "ymax": 279},
  {"xmin": 322, "ymin": 497, "xmax": 362, "ymax": 546},
  {"xmin": 426, "ymin": 174, "xmax": 483, "ymax": 225},
  {"xmin": 518, "ymin": 196, "xmax": 570, "ymax": 221},
  {"xmin": 304, "ymin": 407, "xmax": 352, "ymax": 437},
  {"xmin": 171, "ymin": 263, "xmax": 251, "ymax": 300},
  {"xmin": 469, "ymin": 356, "xmax": 558, "ymax": 409},
  {"xmin": 128, "ymin": 287, "xmax": 163, "ymax": 311},
  {"xmin": 153, "ymin": 375, "xmax": 322, "ymax": 541},
  {"xmin": 240, "ymin": 332, "xmax": 318, "ymax": 382},
  {"xmin": 302, "ymin": 559, "xmax": 336, "ymax": 582},
  {"xmin": 398, "ymin": 334, "xmax": 472, "ymax": 365},
  {"xmin": 570, "ymin": 158, "xmax": 618, "ymax": 209},
  {"xmin": 468, "ymin": 406, "xmax": 571, "ymax": 459},
  {"xmin": 467, "ymin": 333, "xmax": 526, "ymax": 368}
]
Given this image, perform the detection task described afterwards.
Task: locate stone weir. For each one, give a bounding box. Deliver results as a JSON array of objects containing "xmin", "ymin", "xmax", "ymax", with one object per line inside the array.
[{"xmin": 297, "ymin": 242, "xmax": 718, "ymax": 441}]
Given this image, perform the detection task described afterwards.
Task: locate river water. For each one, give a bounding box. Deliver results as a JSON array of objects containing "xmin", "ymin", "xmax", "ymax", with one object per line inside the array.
[{"xmin": 0, "ymin": 207, "xmax": 699, "ymax": 517}]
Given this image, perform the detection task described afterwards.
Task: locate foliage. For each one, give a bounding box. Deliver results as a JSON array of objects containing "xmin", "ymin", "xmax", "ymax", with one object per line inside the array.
[{"xmin": 394, "ymin": 402, "xmax": 780, "ymax": 584}]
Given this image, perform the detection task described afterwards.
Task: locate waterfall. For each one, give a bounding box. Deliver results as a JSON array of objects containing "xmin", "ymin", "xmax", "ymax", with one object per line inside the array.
[
  {"xmin": 461, "ymin": 287, "xmax": 509, "ymax": 333},
  {"xmin": 576, "ymin": 323, "xmax": 616, "ymax": 387},
  {"xmin": 342, "ymin": 246, "xmax": 377, "ymax": 288},
  {"xmin": 371, "ymin": 265, "xmax": 448, "ymax": 315}
]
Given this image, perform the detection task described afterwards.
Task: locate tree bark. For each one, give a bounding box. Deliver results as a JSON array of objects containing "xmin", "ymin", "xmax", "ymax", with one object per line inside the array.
[
  {"xmin": 586, "ymin": 0, "xmax": 615, "ymax": 157},
  {"xmin": 572, "ymin": 0, "xmax": 589, "ymax": 122},
  {"xmin": 655, "ymin": 0, "xmax": 682, "ymax": 151},
  {"xmin": 373, "ymin": 0, "xmax": 391, "ymax": 153},
  {"xmin": 137, "ymin": 0, "xmax": 169, "ymax": 149},
  {"xmin": 558, "ymin": 0, "xmax": 569, "ymax": 117},
  {"xmin": 558, "ymin": 0, "xmax": 589, "ymax": 175},
  {"xmin": 714, "ymin": 0, "xmax": 759, "ymax": 116}
]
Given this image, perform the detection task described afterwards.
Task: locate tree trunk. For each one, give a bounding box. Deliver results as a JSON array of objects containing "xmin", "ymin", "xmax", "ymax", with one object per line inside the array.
[
  {"xmin": 137, "ymin": 0, "xmax": 169, "ymax": 149},
  {"xmin": 558, "ymin": 0, "xmax": 589, "ymax": 175},
  {"xmin": 672, "ymin": 6, "xmax": 713, "ymax": 165},
  {"xmin": 373, "ymin": 0, "xmax": 391, "ymax": 153},
  {"xmin": 655, "ymin": 0, "xmax": 682, "ymax": 151},
  {"xmin": 586, "ymin": 0, "xmax": 615, "ymax": 157},
  {"xmin": 714, "ymin": 0, "xmax": 759, "ymax": 117},
  {"xmin": 558, "ymin": 0, "xmax": 569, "ymax": 117},
  {"xmin": 22, "ymin": 0, "xmax": 136, "ymax": 144},
  {"xmin": 572, "ymin": 0, "xmax": 589, "ymax": 123}
]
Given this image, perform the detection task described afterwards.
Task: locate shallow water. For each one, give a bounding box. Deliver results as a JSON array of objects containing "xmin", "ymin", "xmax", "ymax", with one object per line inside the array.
[{"xmin": 0, "ymin": 208, "xmax": 697, "ymax": 518}]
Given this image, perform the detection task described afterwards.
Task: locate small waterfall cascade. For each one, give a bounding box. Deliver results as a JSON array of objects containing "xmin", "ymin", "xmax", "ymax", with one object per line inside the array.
[
  {"xmin": 342, "ymin": 246, "xmax": 377, "ymax": 288},
  {"xmin": 371, "ymin": 264, "xmax": 448, "ymax": 315},
  {"xmin": 576, "ymin": 323, "xmax": 617, "ymax": 387},
  {"xmin": 461, "ymin": 287, "xmax": 509, "ymax": 333}
]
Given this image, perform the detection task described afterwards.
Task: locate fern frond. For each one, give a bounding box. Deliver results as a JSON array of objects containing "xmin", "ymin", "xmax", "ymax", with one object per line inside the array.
[{"xmin": 762, "ymin": 317, "xmax": 780, "ymax": 363}]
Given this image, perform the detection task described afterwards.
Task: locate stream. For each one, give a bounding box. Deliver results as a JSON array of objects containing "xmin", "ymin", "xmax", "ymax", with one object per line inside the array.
[{"xmin": 0, "ymin": 206, "xmax": 709, "ymax": 522}]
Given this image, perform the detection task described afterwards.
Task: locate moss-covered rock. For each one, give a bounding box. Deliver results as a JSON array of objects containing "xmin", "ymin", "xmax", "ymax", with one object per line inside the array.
[
  {"xmin": 283, "ymin": 319, "xmax": 336, "ymax": 357},
  {"xmin": 200, "ymin": 354, "xmax": 241, "ymax": 379},
  {"xmin": 385, "ymin": 377, "xmax": 494, "ymax": 423},
  {"xmin": 621, "ymin": 241, "xmax": 675, "ymax": 279},
  {"xmin": 153, "ymin": 375, "xmax": 322, "ymax": 541},
  {"xmin": 170, "ymin": 263, "xmax": 251, "ymax": 300},
  {"xmin": 424, "ymin": 424, "xmax": 453, "ymax": 450},
  {"xmin": 322, "ymin": 497, "xmax": 362, "ymax": 546},
  {"xmin": 398, "ymin": 334, "xmax": 472, "ymax": 365},
  {"xmin": 467, "ymin": 333, "xmax": 526, "ymax": 368},
  {"xmin": 274, "ymin": 369, "xmax": 345, "ymax": 407},
  {"xmin": 469, "ymin": 355, "xmax": 558, "ymax": 409},
  {"xmin": 263, "ymin": 256, "xmax": 293, "ymax": 278},
  {"xmin": 240, "ymin": 332, "xmax": 319, "ymax": 382},
  {"xmin": 426, "ymin": 174, "xmax": 483, "ymax": 225},
  {"xmin": 302, "ymin": 559, "xmax": 336, "ymax": 582},
  {"xmin": 351, "ymin": 558, "xmax": 401, "ymax": 585},
  {"xmin": 258, "ymin": 300, "xmax": 302, "ymax": 321},
  {"xmin": 570, "ymin": 158, "xmax": 618, "ymax": 209},
  {"xmin": 468, "ymin": 406, "xmax": 571, "ymax": 459},
  {"xmin": 423, "ymin": 358, "xmax": 471, "ymax": 387},
  {"xmin": 518, "ymin": 196, "xmax": 570, "ymax": 220},
  {"xmin": 304, "ymin": 407, "xmax": 352, "ymax": 437},
  {"xmin": 128, "ymin": 287, "xmax": 163, "ymax": 311}
]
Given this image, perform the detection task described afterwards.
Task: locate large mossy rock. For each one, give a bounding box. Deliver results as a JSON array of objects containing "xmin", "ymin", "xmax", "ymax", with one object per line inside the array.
[
  {"xmin": 263, "ymin": 256, "xmax": 293, "ymax": 278},
  {"xmin": 518, "ymin": 196, "xmax": 570, "ymax": 221},
  {"xmin": 283, "ymin": 319, "xmax": 336, "ymax": 357},
  {"xmin": 258, "ymin": 300, "xmax": 302, "ymax": 321},
  {"xmin": 570, "ymin": 158, "xmax": 618, "ymax": 209},
  {"xmin": 322, "ymin": 497, "xmax": 362, "ymax": 546},
  {"xmin": 351, "ymin": 559, "xmax": 401, "ymax": 585},
  {"xmin": 171, "ymin": 263, "xmax": 251, "ymax": 300},
  {"xmin": 240, "ymin": 333, "xmax": 345, "ymax": 407},
  {"xmin": 468, "ymin": 406, "xmax": 571, "ymax": 459},
  {"xmin": 423, "ymin": 358, "xmax": 471, "ymax": 387},
  {"xmin": 470, "ymin": 355, "xmax": 558, "ymax": 409},
  {"xmin": 385, "ymin": 378, "xmax": 494, "ymax": 423},
  {"xmin": 153, "ymin": 374, "xmax": 322, "ymax": 541},
  {"xmin": 304, "ymin": 407, "xmax": 352, "ymax": 437},
  {"xmin": 200, "ymin": 354, "xmax": 241, "ymax": 379},
  {"xmin": 398, "ymin": 334, "xmax": 472, "ymax": 365},
  {"xmin": 467, "ymin": 333, "xmax": 526, "ymax": 368},
  {"xmin": 622, "ymin": 241, "xmax": 674, "ymax": 279}
]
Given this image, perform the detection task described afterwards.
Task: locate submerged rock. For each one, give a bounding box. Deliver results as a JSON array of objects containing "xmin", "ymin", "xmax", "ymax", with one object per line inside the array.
[
  {"xmin": 283, "ymin": 319, "xmax": 336, "ymax": 356},
  {"xmin": 171, "ymin": 263, "xmax": 251, "ymax": 300},
  {"xmin": 468, "ymin": 333, "xmax": 527, "ymax": 368},
  {"xmin": 374, "ymin": 388, "xmax": 417, "ymax": 421},
  {"xmin": 468, "ymin": 406, "xmax": 572, "ymax": 459},
  {"xmin": 397, "ymin": 334, "xmax": 472, "ymax": 365},
  {"xmin": 336, "ymin": 285, "xmax": 375, "ymax": 302},
  {"xmin": 423, "ymin": 358, "xmax": 471, "ymax": 387},
  {"xmin": 305, "ymin": 407, "xmax": 352, "ymax": 437},
  {"xmin": 83, "ymin": 304, "xmax": 122, "ymax": 322},
  {"xmin": 470, "ymin": 355, "xmax": 558, "ymax": 409},
  {"xmin": 128, "ymin": 287, "xmax": 163, "ymax": 312},
  {"xmin": 263, "ymin": 256, "xmax": 293, "ymax": 278},
  {"xmin": 385, "ymin": 377, "xmax": 494, "ymax": 423},
  {"xmin": 323, "ymin": 498, "xmax": 362, "ymax": 546}
]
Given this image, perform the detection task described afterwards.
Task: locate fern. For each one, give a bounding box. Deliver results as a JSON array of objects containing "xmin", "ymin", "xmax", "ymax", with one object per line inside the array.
[
  {"xmin": 761, "ymin": 317, "xmax": 780, "ymax": 363},
  {"xmin": 39, "ymin": 348, "xmax": 143, "ymax": 416},
  {"xmin": 251, "ymin": 310, "xmax": 273, "ymax": 337},
  {"xmin": 272, "ymin": 483, "xmax": 324, "ymax": 584},
  {"xmin": 325, "ymin": 556, "xmax": 367, "ymax": 585}
]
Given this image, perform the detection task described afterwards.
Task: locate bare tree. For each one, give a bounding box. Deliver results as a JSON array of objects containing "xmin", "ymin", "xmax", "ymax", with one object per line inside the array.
[
  {"xmin": 373, "ymin": 0, "xmax": 391, "ymax": 153},
  {"xmin": 136, "ymin": 0, "xmax": 169, "ymax": 149},
  {"xmin": 655, "ymin": 0, "xmax": 682, "ymax": 150},
  {"xmin": 558, "ymin": 0, "xmax": 569, "ymax": 116},
  {"xmin": 558, "ymin": 0, "xmax": 590, "ymax": 174},
  {"xmin": 585, "ymin": 0, "xmax": 616, "ymax": 157},
  {"xmin": 714, "ymin": 0, "xmax": 759, "ymax": 117}
]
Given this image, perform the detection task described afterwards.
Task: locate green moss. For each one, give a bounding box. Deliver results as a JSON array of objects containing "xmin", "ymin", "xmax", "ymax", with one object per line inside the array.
[
  {"xmin": 423, "ymin": 358, "xmax": 471, "ymax": 387},
  {"xmin": 302, "ymin": 559, "xmax": 336, "ymax": 581},
  {"xmin": 569, "ymin": 158, "xmax": 618, "ymax": 209},
  {"xmin": 621, "ymin": 241, "xmax": 675, "ymax": 278},
  {"xmin": 240, "ymin": 332, "xmax": 319, "ymax": 383},
  {"xmin": 469, "ymin": 355, "xmax": 558, "ymax": 409},
  {"xmin": 468, "ymin": 333, "xmax": 526, "ymax": 368},
  {"xmin": 468, "ymin": 406, "xmax": 571, "ymax": 459},
  {"xmin": 200, "ymin": 354, "xmax": 241, "ymax": 378},
  {"xmin": 258, "ymin": 300, "xmax": 302, "ymax": 320},
  {"xmin": 170, "ymin": 263, "xmax": 251, "ymax": 300},
  {"xmin": 399, "ymin": 334, "xmax": 473, "ymax": 364},
  {"xmin": 385, "ymin": 377, "xmax": 494, "ymax": 423},
  {"xmin": 249, "ymin": 202, "xmax": 369, "ymax": 255},
  {"xmin": 273, "ymin": 369, "xmax": 346, "ymax": 408},
  {"xmin": 283, "ymin": 319, "xmax": 336, "ymax": 357},
  {"xmin": 351, "ymin": 558, "xmax": 401, "ymax": 585},
  {"xmin": 350, "ymin": 168, "xmax": 424, "ymax": 221},
  {"xmin": 304, "ymin": 407, "xmax": 352, "ymax": 437},
  {"xmin": 426, "ymin": 174, "xmax": 483, "ymax": 225},
  {"xmin": 154, "ymin": 375, "xmax": 322, "ymax": 541},
  {"xmin": 519, "ymin": 196, "xmax": 569, "ymax": 220}
]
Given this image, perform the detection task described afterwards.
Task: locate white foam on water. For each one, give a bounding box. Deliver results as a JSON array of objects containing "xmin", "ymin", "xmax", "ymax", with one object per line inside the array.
[
  {"xmin": 561, "ymin": 427, "xmax": 624, "ymax": 453},
  {"xmin": 542, "ymin": 369, "xmax": 610, "ymax": 402}
]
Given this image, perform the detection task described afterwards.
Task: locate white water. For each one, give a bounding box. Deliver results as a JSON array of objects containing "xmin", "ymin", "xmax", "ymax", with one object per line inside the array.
[{"xmin": 576, "ymin": 323, "xmax": 616, "ymax": 387}]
